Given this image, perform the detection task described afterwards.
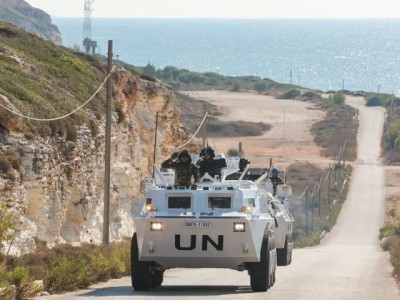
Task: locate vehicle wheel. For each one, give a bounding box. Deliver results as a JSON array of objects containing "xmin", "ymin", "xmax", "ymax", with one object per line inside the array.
[
  {"xmin": 131, "ymin": 233, "xmax": 152, "ymax": 290},
  {"xmin": 249, "ymin": 237, "xmax": 272, "ymax": 292},
  {"xmin": 277, "ymin": 234, "xmax": 292, "ymax": 266},
  {"xmin": 269, "ymin": 238, "xmax": 277, "ymax": 287},
  {"xmin": 152, "ymin": 270, "xmax": 164, "ymax": 287}
]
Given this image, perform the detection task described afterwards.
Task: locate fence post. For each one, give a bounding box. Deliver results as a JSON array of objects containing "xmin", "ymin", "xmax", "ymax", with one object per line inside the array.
[
  {"xmin": 328, "ymin": 164, "xmax": 331, "ymax": 205},
  {"xmin": 311, "ymin": 183, "xmax": 315, "ymax": 232},
  {"xmin": 306, "ymin": 181, "xmax": 309, "ymax": 236},
  {"xmin": 318, "ymin": 174, "xmax": 321, "ymax": 217}
]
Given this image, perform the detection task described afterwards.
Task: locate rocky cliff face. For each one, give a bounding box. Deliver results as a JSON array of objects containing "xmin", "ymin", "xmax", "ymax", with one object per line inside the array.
[
  {"xmin": 0, "ymin": 69, "xmax": 190, "ymax": 255},
  {"xmin": 0, "ymin": 0, "xmax": 62, "ymax": 45}
]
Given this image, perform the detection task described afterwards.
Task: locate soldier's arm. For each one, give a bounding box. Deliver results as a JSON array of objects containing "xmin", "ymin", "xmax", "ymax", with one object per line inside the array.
[
  {"xmin": 192, "ymin": 164, "xmax": 200, "ymax": 182},
  {"xmin": 161, "ymin": 152, "xmax": 180, "ymax": 169},
  {"xmin": 161, "ymin": 159, "xmax": 174, "ymax": 169}
]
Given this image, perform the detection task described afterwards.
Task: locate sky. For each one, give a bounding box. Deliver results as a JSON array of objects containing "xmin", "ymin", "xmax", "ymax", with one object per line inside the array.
[{"xmin": 26, "ymin": 0, "xmax": 400, "ymax": 19}]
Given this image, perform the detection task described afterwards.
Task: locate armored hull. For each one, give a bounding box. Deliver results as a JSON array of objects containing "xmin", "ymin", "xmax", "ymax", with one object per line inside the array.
[{"xmin": 130, "ymin": 157, "xmax": 294, "ymax": 291}]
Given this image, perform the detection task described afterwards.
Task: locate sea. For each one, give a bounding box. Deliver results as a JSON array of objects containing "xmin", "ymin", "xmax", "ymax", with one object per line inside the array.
[{"xmin": 54, "ymin": 18, "xmax": 400, "ymax": 95}]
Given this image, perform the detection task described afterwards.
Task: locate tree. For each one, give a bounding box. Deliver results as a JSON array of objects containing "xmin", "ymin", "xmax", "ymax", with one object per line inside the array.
[
  {"xmin": 254, "ymin": 81, "xmax": 267, "ymax": 93},
  {"xmin": 0, "ymin": 204, "xmax": 17, "ymax": 252},
  {"xmin": 278, "ymin": 89, "xmax": 301, "ymax": 99},
  {"xmin": 330, "ymin": 92, "xmax": 345, "ymax": 104},
  {"xmin": 143, "ymin": 62, "xmax": 157, "ymax": 77},
  {"xmin": 366, "ymin": 96, "xmax": 383, "ymax": 107},
  {"xmin": 227, "ymin": 148, "xmax": 240, "ymax": 156},
  {"xmin": 232, "ymin": 82, "xmax": 240, "ymax": 92}
]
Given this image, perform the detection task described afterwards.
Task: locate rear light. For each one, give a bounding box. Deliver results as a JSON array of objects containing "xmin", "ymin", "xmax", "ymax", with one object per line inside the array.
[{"xmin": 234, "ymin": 222, "xmax": 246, "ymax": 232}]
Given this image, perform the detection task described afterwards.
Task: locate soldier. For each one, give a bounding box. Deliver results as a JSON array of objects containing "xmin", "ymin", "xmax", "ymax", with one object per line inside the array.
[
  {"xmin": 269, "ymin": 167, "xmax": 284, "ymax": 196},
  {"xmin": 161, "ymin": 150, "xmax": 199, "ymax": 188},
  {"xmin": 197, "ymin": 146, "xmax": 219, "ymax": 178}
]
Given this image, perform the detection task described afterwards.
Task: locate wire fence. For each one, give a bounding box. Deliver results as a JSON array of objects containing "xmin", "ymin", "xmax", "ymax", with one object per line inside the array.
[{"xmin": 288, "ymin": 139, "xmax": 350, "ymax": 236}]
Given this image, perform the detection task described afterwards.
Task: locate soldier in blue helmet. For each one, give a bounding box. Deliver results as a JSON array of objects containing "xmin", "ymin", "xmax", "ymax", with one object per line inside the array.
[{"xmin": 269, "ymin": 166, "xmax": 284, "ymax": 196}]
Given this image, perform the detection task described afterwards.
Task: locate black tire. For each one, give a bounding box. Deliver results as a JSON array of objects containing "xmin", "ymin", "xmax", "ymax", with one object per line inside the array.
[
  {"xmin": 131, "ymin": 233, "xmax": 152, "ymax": 290},
  {"xmin": 151, "ymin": 270, "xmax": 164, "ymax": 287},
  {"xmin": 250, "ymin": 237, "xmax": 272, "ymax": 292},
  {"xmin": 270, "ymin": 237, "xmax": 277, "ymax": 287},
  {"xmin": 277, "ymin": 234, "xmax": 292, "ymax": 266}
]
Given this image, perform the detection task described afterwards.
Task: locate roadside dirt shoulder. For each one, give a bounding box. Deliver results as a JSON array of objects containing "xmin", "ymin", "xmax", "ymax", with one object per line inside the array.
[{"xmin": 385, "ymin": 166, "xmax": 400, "ymax": 225}]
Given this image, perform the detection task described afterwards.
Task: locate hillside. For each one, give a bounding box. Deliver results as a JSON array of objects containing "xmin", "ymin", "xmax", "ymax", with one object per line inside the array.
[
  {"xmin": 0, "ymin": 0, "xmax": 61, "ymax": 44},
  {"xmin": 0, "ymin": 21, "xmax": 190, "ymax": 255}
]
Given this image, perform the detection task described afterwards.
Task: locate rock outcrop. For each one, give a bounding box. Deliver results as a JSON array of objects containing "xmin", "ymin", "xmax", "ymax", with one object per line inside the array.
[
  {"xmin": 0, "ymin": 0, "xmax": 62, "ymax": 45},
  {"xmin": 0, "ymin": 68, "xmax": 193, "ymax": 255}
]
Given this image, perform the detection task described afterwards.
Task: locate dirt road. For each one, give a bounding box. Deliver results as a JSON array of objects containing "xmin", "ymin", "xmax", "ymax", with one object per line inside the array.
[
  {"xmin": 39, "ymin": 96, "xmax": 399, "ymax": 299},
  {"xmin": 183, "ymin": 90, "xmax": 325, "ymax": 168}
]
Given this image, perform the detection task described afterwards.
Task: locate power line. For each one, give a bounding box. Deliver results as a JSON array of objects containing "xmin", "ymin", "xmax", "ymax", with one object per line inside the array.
[
  {"xmin": 175, "ymin": 112, "xmax": 209, "ymax": 149},
  {"xmin": 0, "ymin": 65, "xmax": 116, "ymax": 122}
]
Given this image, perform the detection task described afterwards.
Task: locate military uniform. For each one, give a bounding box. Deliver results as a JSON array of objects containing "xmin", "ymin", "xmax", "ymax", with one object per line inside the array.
[
  {"xmin": 161, "ymin": 151, "xmax": 199, "ymax": 188},
  {"xmin": 197, "ymin": 157, "xmax": 219, "ymax": 178},
  {"xmin": 270, "ymin": 175, "xmax": 284, "ymax": 196}
]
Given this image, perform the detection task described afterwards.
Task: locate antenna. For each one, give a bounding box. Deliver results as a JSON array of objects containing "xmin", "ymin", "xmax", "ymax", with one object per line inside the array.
[
  {"xmin": 283, "ymin": 108, "xmax": 286, "ymax": 184},
  {"xmin": 83, "ymin": 0, "xmax": 97, "ymax": 54}
]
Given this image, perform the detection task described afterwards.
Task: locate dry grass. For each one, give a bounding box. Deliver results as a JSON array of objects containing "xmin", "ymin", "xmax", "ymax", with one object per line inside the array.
[{"xmin": 0, "ymin": 239, "xmax": 131, "ymax": 296}]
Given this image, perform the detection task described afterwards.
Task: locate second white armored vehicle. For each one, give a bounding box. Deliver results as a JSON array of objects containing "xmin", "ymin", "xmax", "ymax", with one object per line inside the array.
[
  {"xmin": 131, "ymin": 156, "xmax": 293, "ymax": 292},
  {"xmin": 265, "ymin": 183, "xmax": 294, "ymax": 266}
]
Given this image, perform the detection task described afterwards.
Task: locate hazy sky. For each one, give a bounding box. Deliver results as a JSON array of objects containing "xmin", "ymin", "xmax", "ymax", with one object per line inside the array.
[{"xmin": 27, "ymin": 0, "xmax": 400, "ymax": 18}]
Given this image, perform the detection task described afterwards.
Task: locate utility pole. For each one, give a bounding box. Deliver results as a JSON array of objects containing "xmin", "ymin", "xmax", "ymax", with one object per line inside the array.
[
  {"xmin": 152, "ymin": 112, "xmax": 159, "ymax": 178},
  {"xmin": 103, "ymin": 40, "xmax": 113, "ymax": 245},
  {"xmin": 290, "ymin": 69, "xmax": 292, "ymax": 84},
  {"xmin": 202, "ymin": 105, "xmax": 207, "ymax": 148},
  {"xmin": 342, "ymin": 79, "xmax": 344, "ymax": 91}
]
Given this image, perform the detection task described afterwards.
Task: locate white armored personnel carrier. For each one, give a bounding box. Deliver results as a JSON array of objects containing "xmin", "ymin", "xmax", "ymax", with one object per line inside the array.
[
  {"xmin": 265, "ymin": 183, "xmax": 294, "ymax": 266},
  {"xmin": 131, "ymin": 156, "xmax": 292, "ymax": 292}
]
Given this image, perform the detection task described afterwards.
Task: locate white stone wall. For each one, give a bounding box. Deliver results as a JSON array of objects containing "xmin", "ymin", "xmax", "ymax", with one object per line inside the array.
[{"xmin": 0, "ymin": 71, "xmax": 185, "ymax": 255}]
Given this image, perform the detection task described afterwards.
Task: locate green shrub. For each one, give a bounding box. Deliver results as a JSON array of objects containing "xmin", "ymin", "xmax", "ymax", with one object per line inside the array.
[
  {"xmin": 0, "ymin": 204, "xmax": 17, "ymax": 247},
  {"xmin": 231, "ymin": 81, "xmax": 240, "ymax": 92},
  {"xmin": 1, "ymin": 240, "xmax": 131, "ymax": 294},
  {"xmin": 88, "ymin": 248, "xmax": 112, "ymax": 282},
  {"xmin": 366, "ymin": 96, "xmax": 384, "ymax": 106},
  {"xmin": 45, "ymin": 255, "xmax": 90, "ymax": 292},
  {"xmin": 278, "ymin": 89, "xmax": 300, "ymax": 99},
  {"xmin": 302, "ymin": 91, "xmax": 320, "ymax": 99},
  {"xmin": 7, "ymin": 266, "xmax": 39, "ymax": 300},
  {"xmin": 380, "ymin": 224, "xmax": 400, "ymax": 240},
  {"xmin": 227, "ymin": 148, "xmax": 240, "ymax": 156},
  {"xmin": 329, "ymin": 92, "xmax": 345, "ymax": 104},
  {"xmin": 254, "ymin": 81, "xmax": 267, "ymax": 93},
  {"xmin": 390, "ymin": 239, "xmax": 400, "ymax": 282}
]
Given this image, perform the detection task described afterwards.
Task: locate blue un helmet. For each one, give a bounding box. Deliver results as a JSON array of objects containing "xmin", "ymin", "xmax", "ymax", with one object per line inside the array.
[{"xmin": 271, "ymin": 167, "xmax": 279, "ymax": 174}]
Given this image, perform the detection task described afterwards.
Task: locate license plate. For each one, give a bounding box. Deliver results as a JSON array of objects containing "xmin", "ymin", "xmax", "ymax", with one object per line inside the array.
[{"xmin": 184, "ymin": 221, "xmax": 212, "ymax": 228}]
